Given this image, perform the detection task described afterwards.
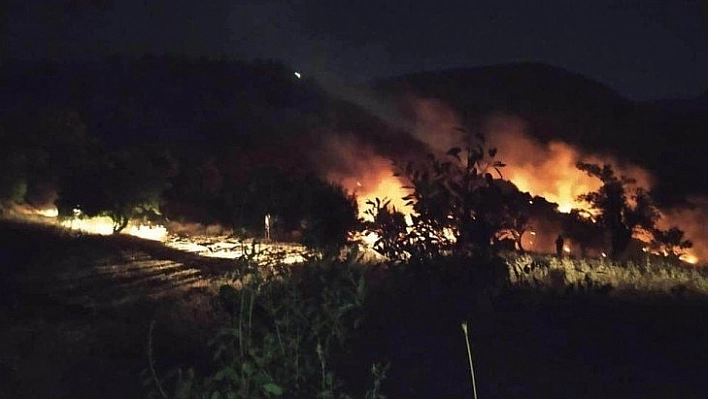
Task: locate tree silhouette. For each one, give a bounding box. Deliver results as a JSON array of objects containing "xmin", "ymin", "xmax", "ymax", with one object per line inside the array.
[
  {"xmin": 575, "ymin": 162, "xmax": 680, "ymax": 259},
  {"xmin": 561, "ymin": 209, "xmax": 604, "ymax": 257},
  {"xmin": 57, "ymin": 148, "xmax": 169, "ymax": 233},
  {"xmin": 650, "ymin": 227, "xmax": 693, "ymax": 260},
  {"xmin": 365, "ymin": 130, "xmax": 516, "ymax": 263}
]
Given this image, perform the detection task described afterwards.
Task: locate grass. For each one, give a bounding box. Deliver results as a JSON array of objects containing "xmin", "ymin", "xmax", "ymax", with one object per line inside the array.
[
  {"xmin": 2, "ymin": 219, "xmax": 708, "ymax": 398},
  {"xmin": 505, "ymin": 252, "xmax": 708, "ymax": 297}
]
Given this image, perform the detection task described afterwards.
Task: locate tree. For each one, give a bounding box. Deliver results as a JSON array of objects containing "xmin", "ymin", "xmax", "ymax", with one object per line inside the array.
[
  {"xmin": 365, "ymin": 130, "xmax": 512, "ymax": 263},
  {"xmin": 576, "ymin": 163, "xmax": 666, "ymax": 259},
  {"xmin": 0, "ymin": 109, "xmax": 99, "ymax": 210},
  {"xmin": 363, "ymin": 198, "xmax": 413, "ymax": 261},
  {"xmin": 0, "ymin": 126, "xmax": 28, "ymax": 208},
  {"xmin": 561, "ymin": 209, "xmax": 604, "ymax": 258},
  {"xmin": 57, "ymin": 148, "xmax": 170, "ymax": 233},
  {"xmin": 650, "ymin": 227, "xmax": 693, "ymax": 260},
  {"xmin": 491, "ymin": 181, "xmax": 536, "ymax": 253},
  {"xmin": 296, "ymin": 176, "xmax": 359, "ymax": 256}
]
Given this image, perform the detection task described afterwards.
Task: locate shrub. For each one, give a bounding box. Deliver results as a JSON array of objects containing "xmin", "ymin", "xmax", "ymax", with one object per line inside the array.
[{"xmin": 143, "ymin": 252, "xmax": 387, "ymax": 398}]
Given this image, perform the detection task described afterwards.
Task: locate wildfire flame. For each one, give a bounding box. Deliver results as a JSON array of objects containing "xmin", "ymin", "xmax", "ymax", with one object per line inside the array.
[{"xmin": 328, "ymin": 98, "xmax": 702, "ymax": 265}]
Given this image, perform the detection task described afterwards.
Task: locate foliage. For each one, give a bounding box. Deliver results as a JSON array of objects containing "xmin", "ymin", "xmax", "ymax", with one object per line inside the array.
[
  {"xmin": 560, "ymin": 209, "xmax": 604, "ymax": 257},
  {"xmin": 144, "ymin": 252, "xmax": 387, "ymax": 398},
  {"xmin": 57, "ymin": 148, "xmax": 170, "ymax": 233},
  {"xmin": 649, "ymin": 227, "xmax": 693, "ymax": 259},
  {"xmin": 293, "ymin": 176, "xmax": 359, "ymax": 257},
  {"xmin": 0, "ymin": 109, "xmax": 99, "ymax": 208},
  {"xmin": 0, "ymin": 150, "xmax": 28, "ymax": 208},
  {"xmin": 364, "ymin": 130, "xmax": 528, "ymax": 265},
  {"xmin": 576, "ymin": 163, "xmax": 653, "ymax": 258},
  {"xmin": 576, "ymin": 162, "xmax": 692, "ymax": 260},
  {"xmin": 363, "ymin": 198, "xmax": 417, "ymax": 262}
]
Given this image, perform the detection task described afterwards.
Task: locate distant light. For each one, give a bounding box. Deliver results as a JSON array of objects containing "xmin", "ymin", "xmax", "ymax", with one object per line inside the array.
[
  {"xmin": 294, "ymin": 71, "xmax": 301, "ymax": 79},
  {"xmin": 601, "ymin": 252, "xmax": 607, "ymax": 258}
]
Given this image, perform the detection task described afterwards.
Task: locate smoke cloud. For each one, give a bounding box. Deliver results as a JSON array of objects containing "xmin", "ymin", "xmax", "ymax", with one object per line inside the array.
[{"xmin": 315, "ymin": 91, "xmax": 705, "ymax": 263}]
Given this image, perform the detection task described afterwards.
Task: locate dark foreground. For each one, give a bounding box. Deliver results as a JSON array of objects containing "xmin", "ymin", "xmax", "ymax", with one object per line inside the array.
[{"xmin": 1, "ymin": 220, "xmax": 707, "ymax": 398}]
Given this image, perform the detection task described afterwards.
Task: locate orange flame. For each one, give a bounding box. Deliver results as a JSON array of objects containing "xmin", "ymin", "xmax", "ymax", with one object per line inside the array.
[{"xmin": 321, "ymin": 98, "xmax": 702, "ymax": 264}]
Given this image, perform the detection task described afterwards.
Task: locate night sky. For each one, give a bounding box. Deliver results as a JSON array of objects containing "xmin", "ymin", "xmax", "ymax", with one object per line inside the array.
[{"xmin": 2, "ymin": 0, "xmax": 707, "ymax": 100}]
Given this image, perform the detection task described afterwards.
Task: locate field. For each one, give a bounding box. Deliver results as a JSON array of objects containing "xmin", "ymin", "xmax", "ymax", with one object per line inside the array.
[{"xmin": 1, "ymin": 219, "xmax": 707, "ymax": 398}]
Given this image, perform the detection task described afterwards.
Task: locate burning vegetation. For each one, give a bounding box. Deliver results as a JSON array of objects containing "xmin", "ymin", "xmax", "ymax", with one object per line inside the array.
[
  {"xmin": 0, "ymin": 58, "xmax": 704, "ymax": 266},
  {"xmin": 326, "ymin": 97, "xmax": 701, "ymax": 265}
]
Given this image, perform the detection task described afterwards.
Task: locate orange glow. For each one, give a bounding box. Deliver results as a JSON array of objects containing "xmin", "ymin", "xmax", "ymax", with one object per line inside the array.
[
  {"xmin": 125, "ymin": 224, "xmax": 168, "ymax": 241},
  {"xmin": 362, "ymin": 232, "xmax": 379, "ymax": 247},
  {"xmin": 323, "ymin": 98, "xmax": 702, "ymax": 262},
  {"xmin": 320, "ymin": 134, "xmax": 411, "ymax": 219},
  {"xmin": 483, "ymin": 115, "xmax": 653, "ymax": 214},
  {"xmin": 655, "ymin": 197, "xmax": 707, "ymax": 265},
  {"xmin": 60, "ymin": 216, "xmax": 167, "ymax": 241},
  {"xmin": 680, "ymin": 254, "xmax": 698, "ymax": 265},
  {"xmin": 12, "ymin": 204, "xmax": 59, "ymax": 218}
]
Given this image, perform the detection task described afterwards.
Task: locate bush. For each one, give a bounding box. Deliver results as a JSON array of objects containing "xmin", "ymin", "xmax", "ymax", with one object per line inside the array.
[{"xmin": 143, "ymin": 253, "xmax": 387, "ymax": 398}]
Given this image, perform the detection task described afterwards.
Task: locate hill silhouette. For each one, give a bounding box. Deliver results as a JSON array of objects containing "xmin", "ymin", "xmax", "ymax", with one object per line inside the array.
[
  {"xmin": 374, "ymin": 62, "xmax": 708, "ymax": 202},
  {"xmin": 1, "ymin": 58, "xmax": 706, "ymax": 206}
]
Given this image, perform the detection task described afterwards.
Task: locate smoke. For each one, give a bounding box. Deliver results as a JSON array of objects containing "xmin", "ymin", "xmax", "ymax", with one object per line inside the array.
[
  {"xmin": 482, "ymin": 113, "xmax": 653, "ymax": 213},
  {"xmin": 313, "ymin": 91, "xmax": 705, "ymax": 263},
  {"xmin": 408, "ymin": 97, "xmax": 467, "ymax": 154},
  {"xmin": 310, "ymin": 132, "xmax": 410, "ymax": 217},
  {"xmin": 656, "ymin": 197, "xmax": 708, "ymax": 262}
]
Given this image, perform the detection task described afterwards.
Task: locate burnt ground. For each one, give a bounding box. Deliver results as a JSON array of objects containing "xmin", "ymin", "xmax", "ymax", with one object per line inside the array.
[{"xmin": 1, "ymin": 219, "xmax": 707, "ymax": 398}]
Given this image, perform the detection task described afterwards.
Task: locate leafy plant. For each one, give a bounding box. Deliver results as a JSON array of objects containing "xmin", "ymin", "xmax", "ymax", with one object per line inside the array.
[
  {"xmin": 364, "ymin": 129, "xmax": 522, "ymax": 267},
  {"xmin": 143, "ymin": 252, "xmax": 386, "ymax": 398}
]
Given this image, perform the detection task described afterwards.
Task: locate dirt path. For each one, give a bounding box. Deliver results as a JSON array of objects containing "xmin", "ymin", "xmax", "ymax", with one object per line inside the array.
[{"xmin": 0, "ymin": 220, "xmax": 232, "ymax": 398}]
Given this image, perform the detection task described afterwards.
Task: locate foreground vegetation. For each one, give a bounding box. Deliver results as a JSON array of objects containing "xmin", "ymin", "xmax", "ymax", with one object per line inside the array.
[{"xmin": 2, "ymin": 219, "xmax": 708, "ymax": 399}]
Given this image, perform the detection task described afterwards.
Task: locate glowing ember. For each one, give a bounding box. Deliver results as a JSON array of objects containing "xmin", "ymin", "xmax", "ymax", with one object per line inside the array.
[
  {"xmin": 12, "ymin": 204, "xmax": 59, "ymax": 218},
  {"xmin": 59, "ymin": 216, "xmax": 167, "ymax": 241},
  {"xmin": 36, "ymin": 207, "xmax": 59, "ymax": 217},
  {"xmin": 62, "ymin": 216, "xmax": 115, "ymax": 235},
  {"xmin": 680, "ymin": 254, "xmax": 698, "ymax": 265},
  {"xmin": 362, "ymin": 232, "xmax": 379, "ymax": 247},
  {"xmin": 165, "ymin": 238, "xmax": 308, "ymax": 264},
  {"xmin": 125, "ymin": 224, "xmax": 168, "ymax": 241}
]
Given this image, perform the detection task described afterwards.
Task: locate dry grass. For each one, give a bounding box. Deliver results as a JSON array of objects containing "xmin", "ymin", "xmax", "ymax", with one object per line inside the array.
[{"xmin": 505, "ymin": 252, "xmax": 708, "ymax": 297}]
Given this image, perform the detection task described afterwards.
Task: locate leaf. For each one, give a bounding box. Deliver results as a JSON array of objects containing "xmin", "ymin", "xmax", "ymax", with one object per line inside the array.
[
  {"xmin": 213, "ymin": 367, "xmax": 239, "ymax": 382},
  {"xmin": 262, "ymin": 382, "xmax": 284, "ymax": 396}
]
